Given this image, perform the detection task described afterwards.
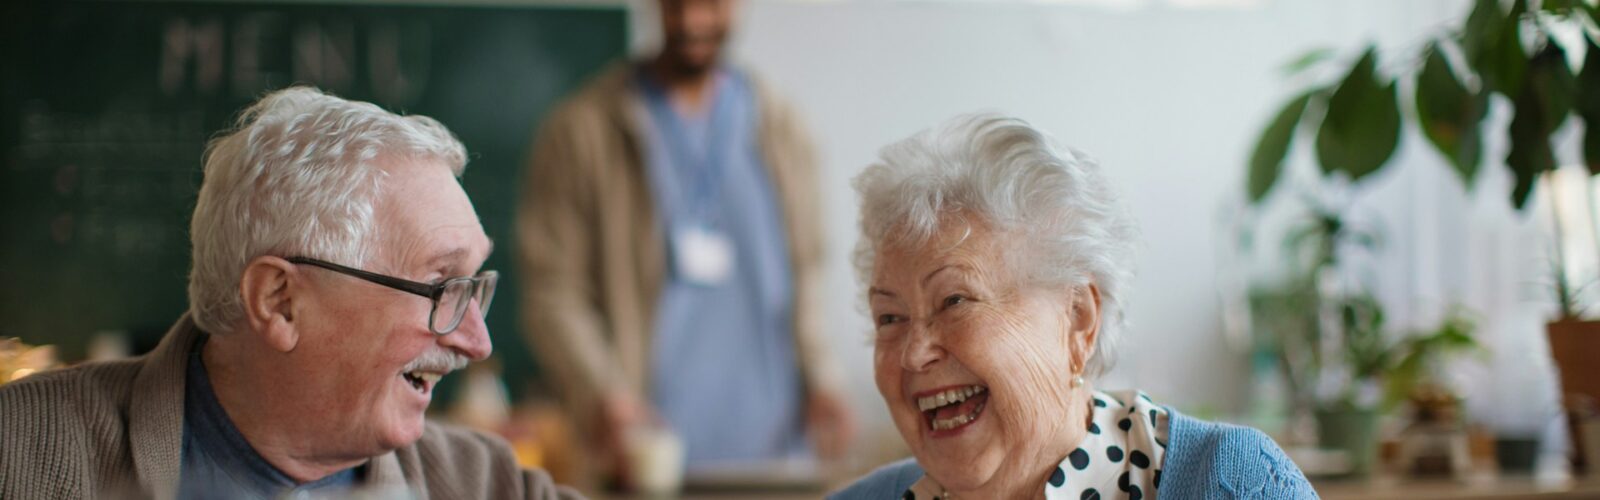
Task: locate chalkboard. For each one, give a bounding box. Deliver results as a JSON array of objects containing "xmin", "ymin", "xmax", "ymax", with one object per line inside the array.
[{"xmin": 0, "ymin": 1, "xmax": 628, "ymax": 400}]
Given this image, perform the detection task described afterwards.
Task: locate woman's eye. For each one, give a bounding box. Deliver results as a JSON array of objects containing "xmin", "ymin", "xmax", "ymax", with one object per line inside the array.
[
  {"xmin": 942, "ymin": 295, "xmax": 967, "ymax": 308},
  {"xmin": 876, "ymin": 314, "xmax": 904, "ymax": 326}
]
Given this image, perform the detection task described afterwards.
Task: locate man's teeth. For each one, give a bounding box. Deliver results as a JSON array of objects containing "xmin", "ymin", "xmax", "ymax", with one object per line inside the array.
[
  {"xmin": 409, "ymin": 372, "xmax": 443, "ymax": 384},
  {"xmin": 916, "ymin": 385, "xmax": 985, "ymax": 412}
]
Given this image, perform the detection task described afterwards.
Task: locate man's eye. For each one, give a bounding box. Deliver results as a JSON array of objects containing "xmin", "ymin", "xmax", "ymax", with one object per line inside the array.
[
  {"xmin": 942, "ymin": 295, "xmax": 967, "ymax": 308},
  {"xmin": 876, "ymin": 314, "xmax": 904, "ymax": 326}
]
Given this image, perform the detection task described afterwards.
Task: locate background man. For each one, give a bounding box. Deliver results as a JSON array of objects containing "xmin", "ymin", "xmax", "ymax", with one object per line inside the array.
[{"xmin": 517, "ymin": 0, "xmax": 854, "ymax": 484}]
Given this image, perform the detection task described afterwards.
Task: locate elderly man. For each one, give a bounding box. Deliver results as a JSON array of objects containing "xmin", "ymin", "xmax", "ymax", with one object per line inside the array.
[{"xmin": 0, "ymin": 87, "xmax": 580, "ymax": 499}]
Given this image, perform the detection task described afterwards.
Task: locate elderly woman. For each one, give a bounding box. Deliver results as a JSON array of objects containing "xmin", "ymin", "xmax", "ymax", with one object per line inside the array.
[{"xmin": 830, "ymin": 115, "xmax": 1315, "ymax": 499}]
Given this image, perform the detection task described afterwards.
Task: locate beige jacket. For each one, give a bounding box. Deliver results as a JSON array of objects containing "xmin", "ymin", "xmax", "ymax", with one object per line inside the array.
[
  {"xmin": 0, "ymin": 313, "xmax": 582, "ymax": 499},
  {"xmin": 515, "ymin": 63, "xmax": 838, "ymax": 435}
]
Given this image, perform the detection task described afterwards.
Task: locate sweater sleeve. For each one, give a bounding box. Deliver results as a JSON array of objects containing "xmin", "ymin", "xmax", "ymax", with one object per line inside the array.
[
  {"xmin": 827, "ymin": 458, "xmax": 924, "ymax": 500},
  {"xmin": 1164, "ymin": 408, "xmax": 1319, "ymax": 499}
]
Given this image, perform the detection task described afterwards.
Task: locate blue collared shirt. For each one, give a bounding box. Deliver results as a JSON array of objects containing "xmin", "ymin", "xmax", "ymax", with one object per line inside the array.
[
  {"xmin": 634, "ymin": 65, "xmax": 807, "ymax": 467},
  {"xmin": 179, "ymin": 336, "xmax": 359, "ymax": 499}
]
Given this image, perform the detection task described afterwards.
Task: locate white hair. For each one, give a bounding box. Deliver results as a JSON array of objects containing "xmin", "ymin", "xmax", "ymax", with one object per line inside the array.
[
  {"xmin": 188, "ymin": 86, "xmax": 468, "ymax": 335},
  {"xmin": 853, "ymin": 113, "xmax": 1138, "ymax": 377}
]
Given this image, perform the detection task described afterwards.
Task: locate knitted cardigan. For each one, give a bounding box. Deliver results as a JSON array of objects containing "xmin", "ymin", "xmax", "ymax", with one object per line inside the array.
[
  {"xmin": 0, "ymin": 313, "xmax": 582, "ymax": 499},
  {"xmin": 829, "ymin": 408, "xmax": 1318, "ymax": 499}
]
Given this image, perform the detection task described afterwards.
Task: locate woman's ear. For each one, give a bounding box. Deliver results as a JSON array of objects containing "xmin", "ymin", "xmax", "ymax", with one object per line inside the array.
[
  {"xmin": 239, "ymin": 255, "xmax": 302, "ymax": 353},
  {"xmin": 1065, "ymin": 284, "xmax": 1102, "ymax": 374}
]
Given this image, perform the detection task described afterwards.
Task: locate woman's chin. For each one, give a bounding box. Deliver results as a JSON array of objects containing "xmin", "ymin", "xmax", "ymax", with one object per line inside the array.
[{"xmin": 922, "ymin": 453, "xmax": 1001, "ymax": 494}]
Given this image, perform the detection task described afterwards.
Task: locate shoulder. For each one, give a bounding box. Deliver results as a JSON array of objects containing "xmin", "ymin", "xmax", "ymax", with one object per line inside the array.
[
  {"xmin": 413, "ymin": 421, "xmax": 520, "ymax": 473},
  {"xmin": 543, "ymin": 62, "xmax": 632, "ymax": 133},
  {"xmin": 827, "ymin": 458, "xmax": 923, "ymax": 500},
  {"xmin": 0, "ymin": 359, "xmax": 144, "ymax": 498},
  {"xmin": 735, "ymin": 66, "xmax": 804, "ymax": 129},
  {"xmin": 411, "ymin": 422, "xmax": 578, "ymax": 499},
  {"xmin": 0, "ymin": 358, "xmax": 142, "ymax": 425},
  {"xmin": 1163, "ymin": 407, "xmax": 1318, "ymax": 499}
]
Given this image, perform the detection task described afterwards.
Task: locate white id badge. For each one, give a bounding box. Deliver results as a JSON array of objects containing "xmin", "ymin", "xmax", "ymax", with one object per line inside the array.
[{"xmin": 672, "ymin": 225, "xmax": 734, "ymax": 286}]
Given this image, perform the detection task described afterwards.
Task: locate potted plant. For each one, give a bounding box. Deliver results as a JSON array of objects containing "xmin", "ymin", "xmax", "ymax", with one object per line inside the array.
[{"xmin": 1244, "ymin": 0, "xmax": 1600, "ymax": 473}]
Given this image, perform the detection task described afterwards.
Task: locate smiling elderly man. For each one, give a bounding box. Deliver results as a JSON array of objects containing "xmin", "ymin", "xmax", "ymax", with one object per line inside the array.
[{"xmin": 0, "ymin": 87, "xmax": 580, "ymax": 499}]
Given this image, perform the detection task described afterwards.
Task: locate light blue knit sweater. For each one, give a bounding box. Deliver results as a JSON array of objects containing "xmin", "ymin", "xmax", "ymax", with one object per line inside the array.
[{"xmin": 829, "ymin": 407, "xmax": 1318, "ymax": 499}]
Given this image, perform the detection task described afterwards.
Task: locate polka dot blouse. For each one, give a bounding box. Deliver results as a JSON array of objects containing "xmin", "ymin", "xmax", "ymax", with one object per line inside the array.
[{"xmin": 902, "ymin": 389, "xmax": 1170, "ymax": 500}]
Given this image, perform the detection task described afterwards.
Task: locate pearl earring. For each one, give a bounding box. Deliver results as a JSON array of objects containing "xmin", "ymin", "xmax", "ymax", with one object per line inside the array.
[{"xmin": 1071, "ymin": 375, "xmax": 1085, "ymax": 388}]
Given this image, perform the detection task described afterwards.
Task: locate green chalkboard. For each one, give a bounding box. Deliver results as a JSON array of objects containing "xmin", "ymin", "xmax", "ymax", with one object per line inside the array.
[{"xmin": 0, "ymin": 0, "xmax": 628, "ymax": 400}]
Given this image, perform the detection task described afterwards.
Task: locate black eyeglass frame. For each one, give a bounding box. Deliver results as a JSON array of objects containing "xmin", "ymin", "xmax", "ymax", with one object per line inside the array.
[{"xmin": 285, "ymin": 256, "xmax": 497, "ymax": 335}]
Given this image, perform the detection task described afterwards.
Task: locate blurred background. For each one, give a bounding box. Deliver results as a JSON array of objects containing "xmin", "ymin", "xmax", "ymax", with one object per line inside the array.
[{"xmin": 4, "ymin": 0, "xmax": 1600, "ymax": 498}]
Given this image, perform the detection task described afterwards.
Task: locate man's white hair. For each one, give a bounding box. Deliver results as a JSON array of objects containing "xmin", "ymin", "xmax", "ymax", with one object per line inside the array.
[
  {"xmin": 853, "ymin": 113, "xmax": 1138, "ymax": 377},
  {"xmin": 188, "ymin": 86, "xmax": 468, "ymax": 335}
]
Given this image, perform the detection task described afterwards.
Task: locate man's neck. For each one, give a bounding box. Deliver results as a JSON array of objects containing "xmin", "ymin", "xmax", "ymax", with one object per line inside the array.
[
  {"xmin": 649, "ymin": 55, "xmax": 719, "ymax": 116},
  {"xmin": 201, "ymin": 339, "xmax": 367, "ymax": 484}
]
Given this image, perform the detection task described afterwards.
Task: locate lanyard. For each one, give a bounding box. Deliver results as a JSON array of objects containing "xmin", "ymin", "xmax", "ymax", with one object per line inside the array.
[{"xmin": 637, "ymin": 67, "xmax": 739, "ymax": 227}]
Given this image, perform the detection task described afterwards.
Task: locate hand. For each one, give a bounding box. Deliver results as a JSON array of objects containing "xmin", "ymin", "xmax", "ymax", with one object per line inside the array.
[
  {"xmin": 598, "ymin": 391, "xmax": 659, "ymax": 490},
  {"xmin": 805, "ymin": 388, "xmax": 856, "ymax": 461}
]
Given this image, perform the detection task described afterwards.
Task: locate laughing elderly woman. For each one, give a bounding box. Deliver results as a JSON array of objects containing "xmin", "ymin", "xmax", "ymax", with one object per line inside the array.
[{"xmin": 830, "ymin": 115, "xmax": 1315, "ymax": 500}]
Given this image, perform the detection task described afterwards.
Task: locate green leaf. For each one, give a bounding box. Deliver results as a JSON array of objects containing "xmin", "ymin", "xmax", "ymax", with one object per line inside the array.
[
  {"xmin": 1468, "ymin": 0, "xmax": 1531, "ymax": 98},
  {"xmin": 1505, "ymin": 36, "xmax": 1575, "ymax": 210},
  {"xmin": 1541, "ymin": 0, "xmax": 1581, "ymax": 13},
  {"xmin": 1461, "ymin": 0, "xmax": 1502, "ymax": 63},
  {"xmin": 1316, "ymin": 47, "xmax": 1402, "ymax": 183},
  {"xmin": 1282, "ymin": 48, "xmax": 1336, "ymax": 77},
  {"xmin": 1507, "ymin": 96, "xmax": 1555, "ymax": 210},
  {"xmin": 1577, "ymin": 35, "xmax": 1600, "ymax": 174},
  {"xmin": 1416, "ymin": 41, "xmax": 1489, "ymax": 188},
  {"xmin": 1528, "ymin": 38, "xmax": 1577, "ymax": 131},
  {"xmin": 1247, "ymin": 93, "xmax": 1312, "ymax": 203}
]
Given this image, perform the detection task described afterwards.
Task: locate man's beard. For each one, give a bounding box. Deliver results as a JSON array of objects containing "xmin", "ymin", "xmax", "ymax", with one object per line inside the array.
[{"xmin": 661, "ymin": 32, "xmax": 726, "ymax": 78}]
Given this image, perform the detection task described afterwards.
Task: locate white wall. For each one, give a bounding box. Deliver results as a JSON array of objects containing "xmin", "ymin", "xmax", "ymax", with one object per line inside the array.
[{"xmin": 644, "ymin": 0, "xmax": 1575, "ymax": 446}]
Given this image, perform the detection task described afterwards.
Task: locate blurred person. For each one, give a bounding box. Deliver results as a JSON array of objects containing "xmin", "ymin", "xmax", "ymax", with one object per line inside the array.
[
  {"xmin": 516, "ymin": 0, "xmax": 853, "ymax": 483},
  {"xmin": 830, "ymin": 114, "xmax": 1317, "ymax": 499},
  {"xmin": 0, "ymin": 87, "xmax": 580, "ymax": 499}
]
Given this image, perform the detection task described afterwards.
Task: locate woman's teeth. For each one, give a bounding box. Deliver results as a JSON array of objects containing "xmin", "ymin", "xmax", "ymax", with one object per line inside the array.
[
  {"xmin": 917, "ymin": 385, "xmax": 985, "ymax": 411},
  {"xmin": 931, "ymin": 401, "xmax": 985, "ymax": 430}
]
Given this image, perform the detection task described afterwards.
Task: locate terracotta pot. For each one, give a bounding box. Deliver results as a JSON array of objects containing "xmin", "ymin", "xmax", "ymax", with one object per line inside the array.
[
  {"xmin": 1547, "ymin": 320, "xmax": 1600, "ymax": 473},
  {"xmin": 1548, "ymin": 320, "xmax": 1600, "ymax": 405}
]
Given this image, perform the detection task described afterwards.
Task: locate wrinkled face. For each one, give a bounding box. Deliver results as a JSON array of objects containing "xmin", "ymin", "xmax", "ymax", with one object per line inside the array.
[
  {"xmin": 657, "ymin": 0, "xmax": 735, "ymax": 75},
  {"xmin": 869, "ymin": 217, "xmax": 1095, "ymax": 493},
  {"xmin": 293, "ymin": 159, "xmax": 494, "ymax": 453}
]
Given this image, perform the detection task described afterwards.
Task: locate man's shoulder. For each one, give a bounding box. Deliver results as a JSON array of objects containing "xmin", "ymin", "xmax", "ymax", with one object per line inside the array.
[
  {"xmin": 0, "ymin": 359, "xmax": 147, "ymax": 498},
  {"xmin": 415, "ymin": 420, "xmax": 516, "ymax": 457},
  {"xmin": 545, "ymin": 62, "xmax": 633, "ymax": 128},
  {"xmin": 408, "ymin": 421, "xmax": 580, "ymax": 499},
  {"xmin": 0, "ymin": 358, "xmax": 144, "ymax": 418}
]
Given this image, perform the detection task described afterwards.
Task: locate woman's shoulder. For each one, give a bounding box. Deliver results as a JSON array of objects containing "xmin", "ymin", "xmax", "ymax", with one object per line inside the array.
[
  {"xmin": 827, "ymin": 458, "xmax": 924, "ymax": 500},
  {"xmin": 1163, "ymin": 407, "xmax": 1319, "ymax": 498}
]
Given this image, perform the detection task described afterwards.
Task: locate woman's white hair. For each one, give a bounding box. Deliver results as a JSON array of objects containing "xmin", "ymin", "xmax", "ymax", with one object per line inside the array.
[
  {"xmin": 853, "ymin": 113, "xmax": 1138, "ymax": 377},
  {"xmin": 188, "ymin": 86, "xmax": 467, "ymax": 335}
]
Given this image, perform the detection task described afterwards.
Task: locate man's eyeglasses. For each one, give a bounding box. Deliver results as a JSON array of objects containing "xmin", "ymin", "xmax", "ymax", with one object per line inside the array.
[{"xmin": 286, "ymin": 257, "xmax": 497, "ymax": 335}]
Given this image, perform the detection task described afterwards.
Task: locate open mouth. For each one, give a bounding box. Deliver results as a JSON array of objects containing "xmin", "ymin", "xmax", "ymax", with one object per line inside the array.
[
  {"xmin": 916, "ymin": 385, "xmax": 988, "ymax": 433},
  {"xmin": 401, "ymin": 370, "xmax": 444, "ymax": 395}
]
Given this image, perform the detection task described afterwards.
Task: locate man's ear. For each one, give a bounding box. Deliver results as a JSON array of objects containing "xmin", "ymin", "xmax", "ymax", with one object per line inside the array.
[
  {"xmin": 1064, "ymin": 283, "xmax": 1103, "ymax": 374},
  {"xmin": 239, "ymin": 256, "xmax": 301, "ymax": 353}
]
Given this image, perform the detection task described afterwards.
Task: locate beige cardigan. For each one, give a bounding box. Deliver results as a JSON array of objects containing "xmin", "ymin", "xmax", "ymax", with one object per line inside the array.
[
  {"xmin": 515, "ymin": 63, "xmax": 839, "ymax": 436},
  {"xmin": 0, "ymin": 313, "xmax": 582, "ymax": 499}
]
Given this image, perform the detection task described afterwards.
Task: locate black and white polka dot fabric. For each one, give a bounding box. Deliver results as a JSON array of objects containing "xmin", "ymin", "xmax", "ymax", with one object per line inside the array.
[{"xmin": 902, "ymin": 390, "xmax": 1169, "ymax": 500}]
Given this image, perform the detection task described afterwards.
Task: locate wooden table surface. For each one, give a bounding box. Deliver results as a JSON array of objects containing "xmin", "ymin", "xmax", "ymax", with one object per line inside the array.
[{"xmin": 1317, "ymin": 474, "xmax": 1600, "ymax": 499}]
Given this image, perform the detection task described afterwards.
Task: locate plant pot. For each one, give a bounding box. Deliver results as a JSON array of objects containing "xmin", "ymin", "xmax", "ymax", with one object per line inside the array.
[
  {"xmin": 1547, "ymin": 320, "xmax": 1600, "ymax": 473},
  {"xmin": 1316, "ymin": 407, "xmax": 1380, "ymax": 477},
  {"xmin": 1547, "ymin": 320, "xmax": 1600, "ymax": 405},
  {"xmin": 1494, "ymin": 436, "xmax": 1540, "ymax": 475}
]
